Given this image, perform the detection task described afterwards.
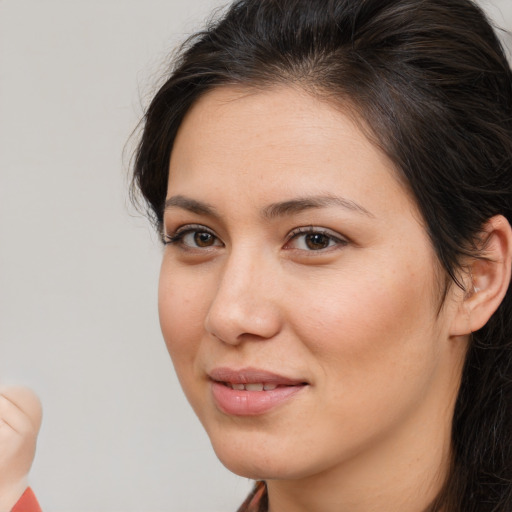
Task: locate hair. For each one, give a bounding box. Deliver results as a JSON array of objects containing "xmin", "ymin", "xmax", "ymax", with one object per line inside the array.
[{"xmin": 132, "ymin": 0, "xmax": 512, "ymax": 510}]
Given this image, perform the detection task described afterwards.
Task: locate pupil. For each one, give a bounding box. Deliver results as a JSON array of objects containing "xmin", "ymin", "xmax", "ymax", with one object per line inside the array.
[
  {"xmin": 306, "ymin": 233, "xmax": 329, "ymax": 250},
  {"xmin": 195, "ymin": 232, "xmax": 213, "ymax": 247}
]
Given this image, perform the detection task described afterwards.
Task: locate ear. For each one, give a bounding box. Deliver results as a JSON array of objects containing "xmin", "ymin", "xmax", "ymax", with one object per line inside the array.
[{"xmin": 450, "ymin": 215, "xmax": 512, "ymax": 336}]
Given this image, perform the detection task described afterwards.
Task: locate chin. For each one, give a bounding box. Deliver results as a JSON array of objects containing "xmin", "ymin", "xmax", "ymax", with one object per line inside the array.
[
  {"xmin": 209, "ymin": 433, "xmax": 318, "ymax": 481},
  {"xmin": 216, "ymin": 453, "xmax": 299, "ymax": 481}
]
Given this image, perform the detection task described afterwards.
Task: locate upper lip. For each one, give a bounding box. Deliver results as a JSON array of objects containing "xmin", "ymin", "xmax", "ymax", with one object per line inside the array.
[{"xmin": 209, "ymin": 366, "xmax": 307, "ymax": 386}]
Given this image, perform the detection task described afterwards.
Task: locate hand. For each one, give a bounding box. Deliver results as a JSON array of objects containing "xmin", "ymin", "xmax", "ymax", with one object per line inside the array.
[{"xmin": 0, "ymin": 387, "xmax": 42, "ymax": 512}]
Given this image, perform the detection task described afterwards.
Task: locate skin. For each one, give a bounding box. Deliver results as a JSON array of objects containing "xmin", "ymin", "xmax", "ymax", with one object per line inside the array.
[{"xmin": 159, "ymin": 85, "xmax": 471, "ymax": 512}]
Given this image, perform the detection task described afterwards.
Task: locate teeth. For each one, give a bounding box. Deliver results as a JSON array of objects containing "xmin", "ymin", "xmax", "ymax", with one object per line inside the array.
[
  {"xmin": 227, "ymin": 382, "xmax": 278, "ymax": 391},
  {"xmin": 245, "ymin": 383, "xmax": 264, "ymax": 391}
]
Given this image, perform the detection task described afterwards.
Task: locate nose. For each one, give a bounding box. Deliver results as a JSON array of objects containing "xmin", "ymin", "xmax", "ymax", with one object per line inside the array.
[{"xmin": 204, "ymin": 250, "xmax": 283, "ymax": 345}]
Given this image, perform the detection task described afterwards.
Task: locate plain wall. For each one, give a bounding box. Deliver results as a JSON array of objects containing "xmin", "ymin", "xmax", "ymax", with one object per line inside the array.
[{"xmin": 0, "ymin": 1, "xmax": 510, "ymax": 511}]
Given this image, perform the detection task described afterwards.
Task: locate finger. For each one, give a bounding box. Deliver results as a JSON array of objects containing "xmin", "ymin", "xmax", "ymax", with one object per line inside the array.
[
  {"xmin": 0, "ymin": 388, "xmax": 42, "ymax": 433},
  {"xmin": 0, "ymin": 396, "xmax": 30, "ymax": 434}
]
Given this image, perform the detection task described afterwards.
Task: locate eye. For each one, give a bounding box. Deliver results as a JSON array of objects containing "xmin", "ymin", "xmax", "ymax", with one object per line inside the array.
[
  {"xmin": 185, "ymin": 231, "xmax": 217, "ymax": 248},
  {"xmin": 164, "ymin": 225, "xmax": 223, "ymax": 249},
  {"xmin": 285, "ymin": 227, "xmax": 347, "ymax": 251}
]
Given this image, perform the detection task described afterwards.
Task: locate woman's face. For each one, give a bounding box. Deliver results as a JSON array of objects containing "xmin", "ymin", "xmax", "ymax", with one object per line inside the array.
[{"xmin": 159, "ymin": 86, "xmax": 466, "ymax": 482}]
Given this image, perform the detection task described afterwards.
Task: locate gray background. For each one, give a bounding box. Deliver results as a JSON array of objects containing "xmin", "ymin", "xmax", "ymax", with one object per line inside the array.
[{"xmin": 0, "ymin": 1, "xmax": 510, "ymax": 511}]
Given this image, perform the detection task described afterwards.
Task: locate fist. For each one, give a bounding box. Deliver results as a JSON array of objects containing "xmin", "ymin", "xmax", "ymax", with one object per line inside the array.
[{"xmin": 0, "ymin": 387, "xmax": 42, "ymax": 501}]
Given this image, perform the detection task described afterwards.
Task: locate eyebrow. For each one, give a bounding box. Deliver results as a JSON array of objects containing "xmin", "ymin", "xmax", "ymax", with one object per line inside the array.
[
  {"xmin": 164, "ymin": 195, "xmax": 219, "ymax": 218},
  {"xmin": 163, "ymin": 193, "xmax": 374, "ymax": 219},
  {"xmin": 262, "ymin": 195, "xmax": 374, "ymax": 219}
]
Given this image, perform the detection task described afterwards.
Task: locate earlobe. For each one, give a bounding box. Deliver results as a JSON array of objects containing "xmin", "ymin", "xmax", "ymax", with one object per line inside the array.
[{"xmin": 450, "ymin": 215, "xmax": 512, "ymax": 336}]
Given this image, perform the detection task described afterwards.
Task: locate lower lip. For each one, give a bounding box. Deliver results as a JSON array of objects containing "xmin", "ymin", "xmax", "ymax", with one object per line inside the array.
[{"xmin": 210, "ymin": 381, "xmax": 306, "ymax": 416}]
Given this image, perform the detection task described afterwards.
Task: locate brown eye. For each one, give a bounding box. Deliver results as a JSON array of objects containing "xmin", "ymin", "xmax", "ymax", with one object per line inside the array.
[
  {"xmin": 164, "ymin": 227, "xmax": 222, "ymax": 249},
  {"xmin": 305, "ymin": 233, "xmax": 331, "ymax": 250},
  {"xmin": 285, "ymin": 228, "xmax": 348, "ymax": 252},
  {"xmin": 194, "ymin": 232, "xmax": 215, "ymax": 247}
]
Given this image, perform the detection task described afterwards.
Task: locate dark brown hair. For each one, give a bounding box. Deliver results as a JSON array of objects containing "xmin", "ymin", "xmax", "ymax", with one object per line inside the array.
[{"xmin": 132, "ymin": 1, "xmax": 512, "ymax": 510}]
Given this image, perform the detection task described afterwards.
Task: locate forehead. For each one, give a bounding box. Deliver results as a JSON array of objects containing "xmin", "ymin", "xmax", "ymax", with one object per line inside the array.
[
  {"xmin": 172, "ymin": 85, "xmax": 377, "ymax": 169},
  {"xmin": 167, "ymin": 85, "xmax": 416, "ymax": 220}
]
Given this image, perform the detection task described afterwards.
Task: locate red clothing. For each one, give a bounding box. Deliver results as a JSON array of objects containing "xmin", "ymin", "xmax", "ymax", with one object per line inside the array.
[{"xmin": 11, "ymin": 488, "xmax": 41, "ymax": 512}]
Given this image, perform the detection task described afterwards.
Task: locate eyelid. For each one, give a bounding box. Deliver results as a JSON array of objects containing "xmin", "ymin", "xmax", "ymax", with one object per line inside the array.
[{"xmin": 164, "ymin": 223, "xmax": 214, "ymax": 238}]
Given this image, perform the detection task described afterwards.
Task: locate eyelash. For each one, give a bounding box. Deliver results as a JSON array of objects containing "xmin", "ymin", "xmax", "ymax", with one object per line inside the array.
[{"xmin": 163, "ymin": 224, "xmax": 349, "ymax": 254}]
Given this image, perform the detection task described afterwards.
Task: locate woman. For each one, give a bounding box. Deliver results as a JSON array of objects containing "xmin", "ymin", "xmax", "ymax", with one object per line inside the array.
[{"xmin": 132, "ymin": 0, "xmax": 512, "ymax": 510}]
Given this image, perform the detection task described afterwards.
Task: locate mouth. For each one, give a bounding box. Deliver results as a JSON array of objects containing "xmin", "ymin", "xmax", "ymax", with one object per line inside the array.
[{"xmin": 208, "ymin": 367, "xmax": 309, "ymax": 416}]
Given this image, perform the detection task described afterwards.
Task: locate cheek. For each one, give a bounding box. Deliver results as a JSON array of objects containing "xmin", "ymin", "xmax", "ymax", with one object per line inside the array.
[
  {"xmin": 158, "ymin": 262, "xmax": 208, "ymax": 375},
  {"xmin": 288, "ymin": 260, "xmax": 440, "ymax": 395},
  {"xmin": 278, "ymin": 275, "xmax": 442, "ymax": 460}
]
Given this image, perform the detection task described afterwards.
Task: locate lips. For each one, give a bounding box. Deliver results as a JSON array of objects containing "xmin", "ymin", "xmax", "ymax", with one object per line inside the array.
[{"xmin": 209, "ymin": 367, "xmax": 308, "ymax": 416}]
